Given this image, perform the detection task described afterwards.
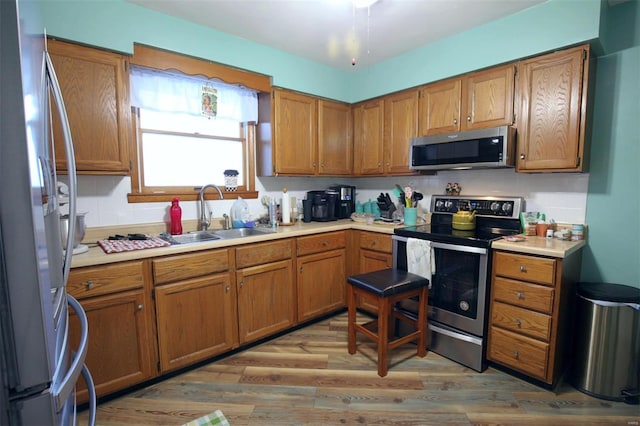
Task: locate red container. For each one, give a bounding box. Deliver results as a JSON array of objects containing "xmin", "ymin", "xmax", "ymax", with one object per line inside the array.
[{"xmin": 170, "ymin": 197, "xmax": 182, "ymax": 235}]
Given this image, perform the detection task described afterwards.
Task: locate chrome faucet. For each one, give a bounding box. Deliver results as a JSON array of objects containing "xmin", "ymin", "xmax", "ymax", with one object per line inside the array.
[{"xmin": 198, "ymin": 184, "xmax": 224, "ymax": 231}]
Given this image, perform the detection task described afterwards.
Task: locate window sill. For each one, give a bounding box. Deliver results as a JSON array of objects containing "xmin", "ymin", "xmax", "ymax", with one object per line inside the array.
[{"xmin": 127, "ymin": 190, "xmax": 258, "ymax": 203}]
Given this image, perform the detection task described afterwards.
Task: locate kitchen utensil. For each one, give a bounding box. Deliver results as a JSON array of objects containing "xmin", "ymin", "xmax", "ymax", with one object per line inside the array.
[
  {"xmin": 59, "ymin": 212, "xmax": 87, "ymax": 248},
  {"xmin": 452, "ymin": 210, "xmax": 476, "ymax": 230}
]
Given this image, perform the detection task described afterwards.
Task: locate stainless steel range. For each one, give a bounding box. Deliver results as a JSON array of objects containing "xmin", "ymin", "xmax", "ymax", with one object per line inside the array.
[{"xmin": 392, "ymin": 195, "xmax": 524, "ymax": 371}]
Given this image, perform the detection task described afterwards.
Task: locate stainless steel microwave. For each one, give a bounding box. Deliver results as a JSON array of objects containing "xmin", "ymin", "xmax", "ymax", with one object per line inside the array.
[{"xmin": 410, "ymin": 126, "xmax": 516, "ymax": 171}]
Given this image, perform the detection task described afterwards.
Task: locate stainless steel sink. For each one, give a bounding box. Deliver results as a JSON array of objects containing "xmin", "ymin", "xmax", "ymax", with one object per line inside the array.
[
  {"xmin": 160, "ymin": 231, "xmax": 222, "ymax": 245},
  {"xmin": 212, "ymin": 227, "xmax": 276, "ymax": 239}
]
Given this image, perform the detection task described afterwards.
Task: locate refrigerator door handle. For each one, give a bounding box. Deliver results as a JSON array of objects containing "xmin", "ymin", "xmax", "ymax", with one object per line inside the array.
[
  {"xmin": 80, "ymin": 363, "xmax": 96, "ymax": 426},
  {"xmin": 45, "ymin": 52, "xmax": 77, "ymax": 286},
  {"xmin": 52, "ymin": 295, "xmax": 89, "ymax": 411}
]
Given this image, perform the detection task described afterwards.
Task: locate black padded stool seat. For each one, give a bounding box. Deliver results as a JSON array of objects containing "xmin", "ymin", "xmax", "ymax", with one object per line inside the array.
[{"xmin": 347, "ymin": 268, "xmax": 429, "ymax": 377}]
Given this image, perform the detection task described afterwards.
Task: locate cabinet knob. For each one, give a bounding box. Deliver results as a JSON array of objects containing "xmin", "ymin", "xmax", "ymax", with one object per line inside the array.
[
  {"xmin": 519, "ymin": 265, "xmax": 527, "ymax": 272},
  {"xmin": 322, "ymin": 241, "xmax": 327, "ymax": 246},
  {"xmin": 516, "ymin": 291, "xmax": 525, "ymax": 299},
  {"xmin": 467, "ymin": 116, "xmax": 471, "ymax": 122},
  {"xmin": 453, "ymin": 118, "xmax": 458, "ymax": 125},
  {"xmin": 371, "ymin": 241, "xmax": 376, "ymax": 246},
  {"xmin": 299, "ymin": 266, "xmax": 303, "ymax": 273},
  {"xmin": 239, "ymin": 280, "xmax": 244, "ymax": 288},
  {"xmin": 513, "ymin": 350, "xmax": 519, "ymax": 360},
  {"xmin": 85, "ymin": 280, "xmax": 94, "ymax": 290},
  {"xmin": 520, "ymin": 153, "xmax": 525, "ymax": 160},
  {"xmin": 515, "ymin": 318, "xmax": 522, "ymax": 327},
  {"xmin": 225, "ymin": 285, "xmax": 230, "ymax": 292},
  {"xmin": 137, "ymin": 304, "xmax": 143, "ymax": 311}
]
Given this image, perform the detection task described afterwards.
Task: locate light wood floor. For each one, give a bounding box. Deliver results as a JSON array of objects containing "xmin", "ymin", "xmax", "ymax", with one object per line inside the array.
[{"xmin": 79, "ymin": 312, "xmax": 639, "ymax": 425}]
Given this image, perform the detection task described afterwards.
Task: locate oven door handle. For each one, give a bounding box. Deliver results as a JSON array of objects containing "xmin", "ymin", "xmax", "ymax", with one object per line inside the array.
[{"xmin": 393, "ymin": 235, "xmax": 487, "ymax": 255}]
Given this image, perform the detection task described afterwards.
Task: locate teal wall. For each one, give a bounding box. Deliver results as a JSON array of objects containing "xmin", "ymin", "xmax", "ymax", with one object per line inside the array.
[
  {"xmin": 42, "ymin": 0, "xmax": 602, "ymax": 103},
  {"xmin": 582, "ymin": 0, "xmax": 640, "ymax": 287}
]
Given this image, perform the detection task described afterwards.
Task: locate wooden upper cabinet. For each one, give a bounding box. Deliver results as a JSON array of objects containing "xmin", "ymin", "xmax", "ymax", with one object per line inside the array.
[
  {"xmin": 353, "ymin": 98, "xmax": 384, "ymax": 175},
  {"xmin": 462, "ymin": 64, "xmax": 515, "ymax": 131},
  {"xmin": 418, "ymin": 78, "xmax": 461, "ymax": 136},
  {"xmin": 47, "ymin": 39, "xmax": 131, "ymax": 174},
  {"xmin": 383, "ymin": 89, "xmax": 419, "ymax": 175},
  {"xmin": 318, "ymin": 100, "xmax": 352, "ymax": 175},
  {"xmin": 516, "ymin": 45, "xmax": 590, "ymax": 172},
  {"xmin": 272, "ymin": 88, "xmax": 317, "ymax": 175},
  {"xmin": 418, "ymin": 64, "xmax": 515, "ymax": 136}
]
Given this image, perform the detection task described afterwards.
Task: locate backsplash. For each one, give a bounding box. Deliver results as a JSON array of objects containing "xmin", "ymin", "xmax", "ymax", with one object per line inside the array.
[{"xmin": 64, "ymin": 168, "xmax": 588, "ymax": 229}]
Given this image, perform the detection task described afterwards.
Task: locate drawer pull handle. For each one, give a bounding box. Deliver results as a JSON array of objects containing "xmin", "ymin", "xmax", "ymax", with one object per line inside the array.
[
  {"xmin": 515, "ymin": 319, "xmax": 522, "ymax": 327},
  {"xmin": 519, "ymin": 265, "xmax": 527, "ymax": 272},
  {"xmin": 322, "ymin": 241, "xmax": 328, "ymax": 246},
  {"xmin": 137, "ymin": 304, "xmax": 143, "ymax": 311},
  {"xmin": 85, "ymin": 280, "xmax": 94, "ymax": 290},
  {"xmin": 513, "ymin": 350, "xmax": 519, "ymax": 359},
  {"xmin": 516, "ymin": 291, "xmax": 525, "ymax": 299}
]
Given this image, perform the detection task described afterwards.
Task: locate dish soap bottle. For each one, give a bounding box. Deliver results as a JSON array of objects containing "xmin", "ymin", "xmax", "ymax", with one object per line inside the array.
[
  {"xmin": 170, "ymin": 197, "xmax": 182, "ymax": 235},
  {"xmin": 230, "ymin": 197, "xmax": 249, "ymax": 228}
]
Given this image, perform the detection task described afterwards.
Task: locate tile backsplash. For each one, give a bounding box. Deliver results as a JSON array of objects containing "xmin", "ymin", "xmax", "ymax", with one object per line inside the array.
[{"xmin": 63, "ymin": 168, "xmax": 589, "ymax": 229}]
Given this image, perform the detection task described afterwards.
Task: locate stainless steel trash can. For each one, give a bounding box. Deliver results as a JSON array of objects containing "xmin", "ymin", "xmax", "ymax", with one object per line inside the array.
[{"xmin": 571, "ymin": 282, "xmax": 640, "ymax": 404}]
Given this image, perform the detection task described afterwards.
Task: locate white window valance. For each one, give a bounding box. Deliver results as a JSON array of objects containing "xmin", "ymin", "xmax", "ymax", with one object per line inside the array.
[{"xmin": 130, "ymin": 65, "xmax": 258, "ymax": 122}]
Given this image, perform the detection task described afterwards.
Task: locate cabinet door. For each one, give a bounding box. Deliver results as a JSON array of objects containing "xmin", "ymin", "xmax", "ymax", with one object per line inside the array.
[
  {"xmin": 353, "ymin": 99, "xmax": 384, "ymax": 175},
  {"xmin": 384, "ymin": 89, "xmax": 419, "ymax": 175},
  {"xmin": 154, "ymin": 273, "xmax": 238, "ymax": 373},
  {"xmin": 273, "ymin": 89, "xmax": 317, "ymax": 174},
  {"xmin": 462, "ymin": 64, "xmax": 515, "ymax": 131},
  {"xmin": 516, "ymin": 45, "xmax": 589, "ymax": 172},
  {"xmin": 297, "ymin": 249, "xmax": 346, "ymax": 322},
  {"xmin": 357, "ymin": 249, "xmax": 392, "ymax": 313},
  {"xmin": 418, "ymin": 78, "xmax": 461, "ymax": 135},
  {"xmin": 48, "ymin": 39, "xmax": 130, "ymax": 174},
  {"xmin": 318, "ymin": 100, "xmax": 352, "ymax": 175},
  {"xmin": 69, "ymin": 289, "xmax": 156, "ymax": 403},
  {"xmin": 236, "ymin": 259, "xmax": 295, "ymax": 344}
]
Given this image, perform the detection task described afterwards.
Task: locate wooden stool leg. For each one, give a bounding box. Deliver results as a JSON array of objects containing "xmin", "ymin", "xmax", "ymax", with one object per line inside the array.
[
  {"xmin": 377, "ymin": 296, "xmax": 390, "ymax": 377},
  {"xmin": 347, "ymin": 285, "xmax": 357, "ymax": 355},
  {"xmin": 417, "ymin": 286, "xmax": 427, "ymax": 357}
]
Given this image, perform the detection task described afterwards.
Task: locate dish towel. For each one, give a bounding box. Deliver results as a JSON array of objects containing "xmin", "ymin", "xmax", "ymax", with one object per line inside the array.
[
  {"xmin": 97, "ymin": 236, "xmax": 170, "ymax": 254},
  {"xmin": 407, "ymin": 237, "xmax": 435, "ymax": 288},
  {"xmin": 182, "ymin": 409, "xmax": 230, "ymax": 426}
]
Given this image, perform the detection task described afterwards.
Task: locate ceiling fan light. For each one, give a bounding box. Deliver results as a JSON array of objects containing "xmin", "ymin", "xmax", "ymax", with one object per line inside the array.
[{"xmin": 352, "ymin": 0, "xmax": 379, "ymax": 9}]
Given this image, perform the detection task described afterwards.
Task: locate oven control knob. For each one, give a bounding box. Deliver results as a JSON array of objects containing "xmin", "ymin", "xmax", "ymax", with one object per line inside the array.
[
  {"xmin": 490, "ymin": 202, "xmax": 500, "ymax": 212},
  {"xmin": 444, "ymin": 200, "xmax": 453, "ymax": 209},
  {"xmin": 435, "ymin": 200, "xmax": 444, "ymax": 209},
  {"xmin": 502, "ymin": 203, "xmax": 513, "ymax": 214},
  {"xmin": 459, "ymin": 300, "xmax": 470, "ymax": 311}
]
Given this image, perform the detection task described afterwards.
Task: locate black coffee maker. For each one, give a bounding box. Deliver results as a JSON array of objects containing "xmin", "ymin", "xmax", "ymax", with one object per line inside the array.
[
  {"xmin": 306, "ymin": 190, "xmax": 338, "ymax": 222},
  {"xmin": 328, "ymin": 184, "xmax": 356, "ymax": 219}
]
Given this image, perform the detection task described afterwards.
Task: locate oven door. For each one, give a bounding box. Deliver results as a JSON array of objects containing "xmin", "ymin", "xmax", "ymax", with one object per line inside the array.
[{"xmin": 393, "ymin": 236, "xmax": 489, "ymax": 337}]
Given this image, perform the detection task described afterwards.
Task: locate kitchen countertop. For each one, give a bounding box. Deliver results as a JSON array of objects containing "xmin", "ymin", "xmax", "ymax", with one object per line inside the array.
[
  {"xmin": 72, "ymin": 220, "xmax": 586, "ymax": 268},
  {"xmin": 71, "ymin": 220, "xmax": 398, "ymax": 268},
  {"xmin": 491, "ymin": 235, "xmax": 586, "ymax": 258}
]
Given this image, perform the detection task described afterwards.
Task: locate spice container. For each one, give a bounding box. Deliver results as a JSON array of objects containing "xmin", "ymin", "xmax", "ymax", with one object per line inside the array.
[{"xmin": 572, "ymin": 224, "xmax": 584, "ymax": 241}]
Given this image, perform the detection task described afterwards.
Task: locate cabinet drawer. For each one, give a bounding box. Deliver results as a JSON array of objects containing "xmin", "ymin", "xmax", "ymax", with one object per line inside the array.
[
  {"xmin": 236, "ymin": 239, "xmax": 292, "ymax": 269},
  {"xmin": 297, "ymin": 231, "xmax": 346, "ymax": 256},
  {"xmin": 153, "ymin": 249, "xmax": 229, "ymax": 285},
  {"xmin": 359, "ymin": 231, "xmax": 392, "ymax": 253},
  {"xmin": 489, "ymin": 326, "xmax": 549, "ymax": 381},
  {"xmin": 494, "ymin": 251, "xmax": 556, "ymax": 286},
  {"xmin": 491, "ymin": 301, "xmax": 551, "ymax": 341},
  {"xmin": 493, "ymin": 277, "xmax": 554, "ymax": 314},
  {"xmin": 68, "ymin": 261, "xmax": 144, "ymax": 300}
]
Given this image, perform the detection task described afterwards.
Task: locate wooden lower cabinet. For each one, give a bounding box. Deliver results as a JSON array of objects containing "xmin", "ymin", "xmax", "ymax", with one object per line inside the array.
[
  {"xmin": 68, "ymin": 261, "xmax": 156, "ymax": 404},
  {"xmin": 296, "ymin": 232, "xmax": 347, "ymax": 322},
  {"xmin": 152, "ymin": 249, "xmax": 236, "ymax": 373},
  {"xmin": 487, "ymin": 250, "xmax": 582, "ymax": 386},
  {"xmin": 235, "ymin": 239, "xmax": 295, "ymax": 344},
  {"xmin": 154, "ymin": 273, "xmax": 238, "ymax": 373},
  {"xmin": 356, "ymin": 231, "xmax": 393, "ymax": 313}
]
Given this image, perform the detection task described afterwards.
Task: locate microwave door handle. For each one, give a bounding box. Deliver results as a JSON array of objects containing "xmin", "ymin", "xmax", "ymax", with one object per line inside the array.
[
  {"xmin": 52, "ymin": 295, "xmax": 89, "ymax": 411},
  {"xmin": 46, "ymin": 52, "xmax": 77, "ymax": 285}
]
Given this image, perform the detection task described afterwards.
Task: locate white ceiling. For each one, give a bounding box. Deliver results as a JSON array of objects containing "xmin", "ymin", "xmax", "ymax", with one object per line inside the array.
[{"xmin": 128, "ymin": 0, "xmax": 547, "ymax": 71}]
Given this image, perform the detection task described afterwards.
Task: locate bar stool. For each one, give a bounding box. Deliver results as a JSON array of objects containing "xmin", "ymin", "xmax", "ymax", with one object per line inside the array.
[{"xmin": 347, "ymin": 268, "xmax": 429, "ymax": 377}]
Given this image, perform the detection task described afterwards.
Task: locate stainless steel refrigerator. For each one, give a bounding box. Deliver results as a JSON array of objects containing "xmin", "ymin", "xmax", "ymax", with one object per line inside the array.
[{"xmin": 0, "ymin": 0, "xmax": 96, "ymax": 424}]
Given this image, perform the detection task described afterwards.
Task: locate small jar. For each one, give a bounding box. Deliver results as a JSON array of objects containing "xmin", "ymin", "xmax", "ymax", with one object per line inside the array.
[{"xmin": 571, "ymin": 224, "xmax": 584, "ymax": 241}]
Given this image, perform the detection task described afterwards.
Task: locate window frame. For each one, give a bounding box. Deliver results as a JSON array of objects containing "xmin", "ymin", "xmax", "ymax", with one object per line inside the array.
[{"xmin": 126, "ymin": 44, "xmax": 270, "ymax": 203}]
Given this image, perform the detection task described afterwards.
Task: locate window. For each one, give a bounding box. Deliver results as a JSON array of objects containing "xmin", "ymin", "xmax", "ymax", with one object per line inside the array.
[{"xmin": 127, "ymin": 57, "xmax": 265, "ymax": 203}]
